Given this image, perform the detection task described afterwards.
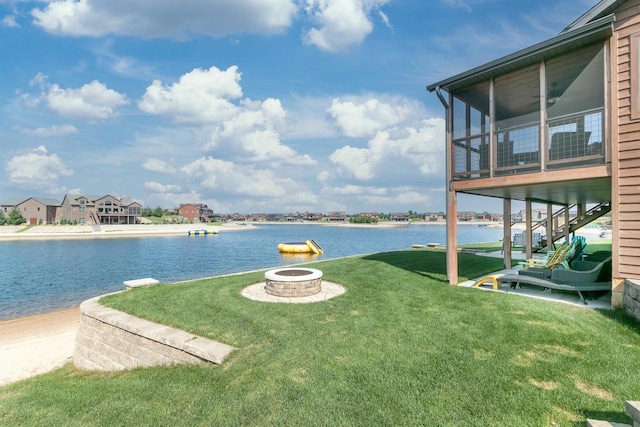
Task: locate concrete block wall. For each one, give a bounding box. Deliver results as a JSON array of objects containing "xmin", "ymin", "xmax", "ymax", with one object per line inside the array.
[
  {"xmin": 73, "ymin": 296, "xmax": 234, "ymax": 372},
  {"xmin": 624, "ymin": 280, "xmax": 640, "ymax": 322}
]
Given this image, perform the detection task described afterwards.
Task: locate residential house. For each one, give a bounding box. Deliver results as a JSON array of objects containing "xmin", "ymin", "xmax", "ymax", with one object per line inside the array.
[
  {"xmin": 423, "ymin": 212, "xmax": 445, "ymax": 222},
  {"xmin": 427, "ymin": 0, "xmax": 640, "ymax": 307},
  {"xmin": 302, "ymin": 212, "xmax": 324, "ymax": 221},
  {"xmin": 178, "ymin": 203, "xmax": 214, "ymax": 223},
  {"xmin": 266, "ymin": 213, "xmax": 284, "ymax": 222},
  {"xmin": 389, "ymin": 212, "xmax": 410, "ymax": 221},
  {"xmin": 58, "ymin": 194, "xmax": 141, "ymax": 225},
  {"xmin": 457, "ymin": 212, "xmax": 476, "ymax": 222},
  {"xmin": 1, "ymin": 197, "xmax": 60, "ymax": 225},
  {"xmin": 327, "ymin": 211, "xmax": 347, "ymax": 222}
]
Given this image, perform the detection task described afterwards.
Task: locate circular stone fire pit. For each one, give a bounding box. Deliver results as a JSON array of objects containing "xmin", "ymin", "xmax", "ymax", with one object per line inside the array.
[{"xmin": 264, "ymin": 267, "xmax": 323, "ymax": 297}]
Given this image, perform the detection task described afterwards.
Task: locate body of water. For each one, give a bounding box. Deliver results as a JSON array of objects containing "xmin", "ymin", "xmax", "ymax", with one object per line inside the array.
[{"xmin": 0, "ymin": 223, "xmax": 504, "ymax": 319}]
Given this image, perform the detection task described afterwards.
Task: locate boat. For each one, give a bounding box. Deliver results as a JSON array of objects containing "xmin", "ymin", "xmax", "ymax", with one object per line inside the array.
[
  {"xmin": 411, "ymin": 244, "xmax": 425, "ymax": 249},
  {"xmin": 187, "ymin": 229, "xmax": 219, "ymax": 236},
  {"xmin": 277, "ymin": 239, "xmax": 323, "ymax": 254}
]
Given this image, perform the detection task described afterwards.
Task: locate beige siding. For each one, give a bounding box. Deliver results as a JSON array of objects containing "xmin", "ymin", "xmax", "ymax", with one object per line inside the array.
[{"xmin": 615, "ymin": 0, "xmax": 640, "ymax": 280}]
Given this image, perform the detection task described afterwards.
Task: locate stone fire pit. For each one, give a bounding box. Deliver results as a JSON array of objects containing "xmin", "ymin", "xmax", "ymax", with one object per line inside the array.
[{"xmin": 264, "ymin": 267, "xmax": 323, "ymax": 297}]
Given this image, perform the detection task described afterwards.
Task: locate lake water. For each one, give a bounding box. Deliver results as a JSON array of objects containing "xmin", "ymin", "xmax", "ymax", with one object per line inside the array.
[{"xmin": 0, "ymin": 223, "xmax": 504, "ymax": 320}]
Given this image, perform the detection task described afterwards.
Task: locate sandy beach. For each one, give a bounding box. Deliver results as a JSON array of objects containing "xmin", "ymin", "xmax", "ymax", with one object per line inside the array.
[
  {"xmin": 0, "ymin": 222, "xmax": 254, "ymax": 241},
  {"xmin": 0, "ymin": 307, "xmax": 80, "ymax": 386}
]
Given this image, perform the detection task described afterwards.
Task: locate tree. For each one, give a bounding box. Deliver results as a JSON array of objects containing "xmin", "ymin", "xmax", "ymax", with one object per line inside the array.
[
  {"xmin": 141, "ymin": 208, "xmax": 152, "ymax": 217},
  {"xmin": 152, "ymin": 206, "xmax": 164, "ymax": 217},
  {"xmin": 7, "ymin": 207, "xmax": 25, "ymax": 225},
  {"xmin": 0, "ymin": 210, "xmax": 6, "ymax": 225}
]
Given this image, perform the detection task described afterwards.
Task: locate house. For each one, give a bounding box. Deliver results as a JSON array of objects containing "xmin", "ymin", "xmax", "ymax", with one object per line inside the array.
[
  {"xmin": 178, "ymin": 203, "xmax": 214, "ymax": 223},
  {"xmin": 1, "ymin": 197, "xmax": 60, "ymax": 225},
  {"xmin": 457, "ymin": 212, "xmax": 476, "ymax": 222},
  {"xmin": 427, "ymin": 0, "xmax": 640, "ymax": 308},
  {"xmin": 58, "ymin": 194, "xmax": 141, "ymax": 225},
  {"xmin": 327, "ymin": 211, "xmax": 347, "ymax": 222},
  {"xmin": 302, "ymin": 212, "xmax": 324, "ymax": 221},
  {"xmin": 423, "ymin": 212, "xmax": 445, "ymax": 222},
  {"xmin": 389, "ymin": 212, "xmax": 410, "ymax": 221}
]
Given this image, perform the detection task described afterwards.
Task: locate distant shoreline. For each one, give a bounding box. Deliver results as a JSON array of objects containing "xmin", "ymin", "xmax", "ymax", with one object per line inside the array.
[{"xmin": 0, "ymin": 219, "xmax": 608, "ymax": 242}]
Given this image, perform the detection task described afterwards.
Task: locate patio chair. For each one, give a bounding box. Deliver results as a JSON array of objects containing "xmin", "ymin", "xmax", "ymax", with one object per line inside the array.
[
  {"xmin": 519, "ymin": 236, "xmax": 587, "ymax": 276},
  {"xmin": 496, "ymin": 256, "xmax": 611, "ymax": 304}
]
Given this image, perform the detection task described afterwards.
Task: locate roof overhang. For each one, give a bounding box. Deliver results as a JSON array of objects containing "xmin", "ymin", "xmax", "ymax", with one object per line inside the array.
[{"xmin": 427, "ymin": 14, "xmax": 614, "ymax": 94}]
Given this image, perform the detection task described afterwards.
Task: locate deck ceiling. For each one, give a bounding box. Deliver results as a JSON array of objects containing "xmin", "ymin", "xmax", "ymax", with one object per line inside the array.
[{"xmin": 458, "ymin": 176, "xmax": 611, "ymax": 206}]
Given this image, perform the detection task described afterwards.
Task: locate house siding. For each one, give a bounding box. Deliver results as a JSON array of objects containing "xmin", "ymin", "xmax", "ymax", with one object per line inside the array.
[{"xmin": 614, "ymin": 0, "xmax": 640, "ymax": 284}]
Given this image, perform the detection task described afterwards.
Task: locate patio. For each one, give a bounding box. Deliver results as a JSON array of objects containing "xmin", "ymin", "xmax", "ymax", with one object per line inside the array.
[{"xmin": 462, "ymin": 250, "xmax": 612, "ymax": 309}]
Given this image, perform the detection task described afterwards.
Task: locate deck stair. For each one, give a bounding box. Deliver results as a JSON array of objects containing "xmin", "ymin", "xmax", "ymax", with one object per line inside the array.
[
  {"xmin": 89, "ymin": 211, "xmax": 101, "ymax": 226},
  {"xmin": 527, "ymin": 202, "xmax": 611, "ymax": 250},
  {"xmin": 511, "ymin": 202, "xmax": 611, "ymax": 252}
]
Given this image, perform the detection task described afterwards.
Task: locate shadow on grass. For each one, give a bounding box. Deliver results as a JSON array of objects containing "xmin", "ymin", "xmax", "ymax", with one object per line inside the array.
[
  {"xmin": 575, "ymin": 409, "xmax": 632, "ymax": 426},
  {"xmin": 361, "ymin": 249, "xmax": 506, "ymax": 284}
]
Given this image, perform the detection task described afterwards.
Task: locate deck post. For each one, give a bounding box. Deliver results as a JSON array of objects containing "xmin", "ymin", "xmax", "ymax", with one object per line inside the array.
[
  {"xmin": 503, "ymin": 199, "xmax": 511, "ymax": 269},
  {"xmin": 447, "ymin": 189, "xmax": 458, "ymax": 285},
  {"xmin": 564, "ymin": 206, "xmax": 570, "ymax": 244},
  {"xmin": 525, "ymin": 199, "xmax": 533, "ymax": 259},
  {"xmin": 546, "ymin": 204, "xmax": 554, "ymax": 250}
]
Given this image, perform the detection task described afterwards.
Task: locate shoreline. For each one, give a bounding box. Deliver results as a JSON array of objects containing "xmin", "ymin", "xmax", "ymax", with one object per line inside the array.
[
  {"xmin": 0, "ymin": 222, "xmax": 255, "ymax": 241},
  {"xmin": 0, "ymin": 307, "xmax": 80, "ymax": 386},
  {"xmin": 0, "ymin": 220, "xmax": 609, "ymax": 241}
]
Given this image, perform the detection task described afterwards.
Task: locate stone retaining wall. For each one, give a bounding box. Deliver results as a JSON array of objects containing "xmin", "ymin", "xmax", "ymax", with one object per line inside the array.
[
  {"xmin": 73, "ymin": 296, "xmax": 234, "ymax": 372},
  {"xmin": 623, "ymin": 279, "xmax": 640, "ymax": 322}
]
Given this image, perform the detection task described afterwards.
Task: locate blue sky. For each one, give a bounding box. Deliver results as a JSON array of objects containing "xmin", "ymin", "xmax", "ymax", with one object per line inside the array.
[{"xmin": 0, "ymin": 0, "xmax": 598, "ymax": 214}]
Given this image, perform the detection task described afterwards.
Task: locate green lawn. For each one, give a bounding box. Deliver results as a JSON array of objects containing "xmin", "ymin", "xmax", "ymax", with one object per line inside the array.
[{"xmin": 1, "ymin": 249, "xmax": 638, "ymax": 426}]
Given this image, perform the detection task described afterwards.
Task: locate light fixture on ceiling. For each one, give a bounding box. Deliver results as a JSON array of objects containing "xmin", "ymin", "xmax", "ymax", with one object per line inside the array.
[{"xmin": 547, "ymin": 83, "xmax": 563, "ymax": 105}]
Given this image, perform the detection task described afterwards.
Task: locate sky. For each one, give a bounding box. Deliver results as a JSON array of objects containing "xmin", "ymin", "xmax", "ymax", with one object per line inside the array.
[{"xmin": 0, "ymin": 0, "xmax": 599, "ymax": 214}]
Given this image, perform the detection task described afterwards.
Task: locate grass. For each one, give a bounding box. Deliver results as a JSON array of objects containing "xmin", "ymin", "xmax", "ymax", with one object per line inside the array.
[{"xmin": 1, "ymin": 249, "xmax": 638, "ymax": 426}]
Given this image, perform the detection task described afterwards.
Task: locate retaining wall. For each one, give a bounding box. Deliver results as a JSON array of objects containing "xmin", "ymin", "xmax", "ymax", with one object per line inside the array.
[
  {"xmin": 73, "ymin": 296, "xmax": 234, "ymax": 372},
  {"xmin": 624, "ymin": 279, "xmax": 640, "ymax": 322}
]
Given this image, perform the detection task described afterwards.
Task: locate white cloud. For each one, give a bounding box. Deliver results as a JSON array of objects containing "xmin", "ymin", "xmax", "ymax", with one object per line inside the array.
[
  {"xmin": 324, "ymin": 184, "xmax": 387, "ymax": 196},
  {"xmin": 142, "ymin": 158, "xmax": 176, "ymax": 174},
  {"xmin": 5, "ymin": 146, "xmax": 73, "ymax": 194},
  {"xmin": 208, "ymin": 98, "xmax": 316, "ymax": 166},
  {"xmin": 22, "ymin": 77, "xmax": 129, "ymax": 120},
  {"xmin": 31, "ymin": 0, "xmax": 297, "ymax": 39},
  {"xmin": 2, "ymin": 15, "xmax": 19, "ymax": 28},
  {"xmin": 303, "ymin": 0, "xmax": 390, "ymax": 53},
  {"xmin": 181, "ymin": 156, "xmax": 288, "ymax": 198},
  {"xmin": 441, "ymin": 0, "xmax": 472, "ymax": 12},
  {"xmin": 328, "ymin": 117, "xmax": 445, "ymax": 181},
  {"xmin": 352, "ymin": 189, "xmax": 432, "ymax": 210},
  {"xmin": 144, "ymin": 181, "xmax": 181, "ymax": 193},
  {"xmin": 21, "ymin": 124, "xmax": 77, "ymax": 137},
  {"xmin": 329, "ymin": 145, "xmax": 374, "ymax": 180},
  {"xmin": 328, "ymin": 97, "xmax": 417, "ymax": 138},
  {"xmin": 138, "ymin": 66, "xmax": 242, "ymax": 123}
]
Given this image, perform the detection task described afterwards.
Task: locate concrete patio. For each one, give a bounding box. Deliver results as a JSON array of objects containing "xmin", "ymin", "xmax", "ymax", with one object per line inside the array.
[{"xmin": 460, "ymin": 251, "xmax": 612, "ymax": 310}]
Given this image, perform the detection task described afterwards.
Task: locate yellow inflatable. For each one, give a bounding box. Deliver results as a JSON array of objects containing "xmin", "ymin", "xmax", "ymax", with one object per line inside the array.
[{"xmin": 277, "ymin": 240, "xmax": 323, "ymax": 254}]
